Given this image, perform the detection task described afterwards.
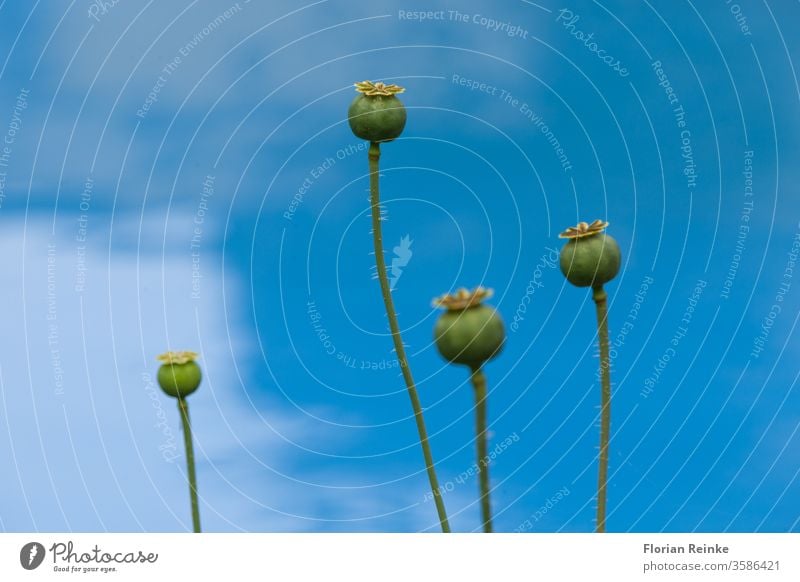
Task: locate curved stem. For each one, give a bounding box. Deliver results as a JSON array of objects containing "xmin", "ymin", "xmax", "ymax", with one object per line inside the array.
[
  {"xmin": 178, "ymin": 397, "xmax": 201, "ymax": 533},
  {"xmin": 368, "ymin": 141, "xmax": 451, "ymax": 533},
  {"xmin": 470, "ymin": 365, "xmax": 492, "ymax": 533},
  {"xmin": 593, "ymin": 285, "xmax": 611, "ymax": 533}
]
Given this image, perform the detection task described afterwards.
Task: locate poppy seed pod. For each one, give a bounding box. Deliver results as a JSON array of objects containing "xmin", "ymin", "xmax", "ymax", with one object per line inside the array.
[
  {"xmin": 559, "ymin": 220, "xmax": 620, "ymax": 288},
  {"xmin": 157, "ymin": 351, "xmax": 202, "ymax": 399},
  {"xmin": 433, "ymin": 288, "xmax": 505, "ymax": 368},
  {"xmin": 348, "ymin": 81, "xmax": 407, "ymax": 143}
]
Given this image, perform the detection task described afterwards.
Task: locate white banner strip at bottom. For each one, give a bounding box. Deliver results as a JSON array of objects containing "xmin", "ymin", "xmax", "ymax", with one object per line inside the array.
[{"xmin": 1, "ymin": 533, "xmax": 797, "ymax": 581}]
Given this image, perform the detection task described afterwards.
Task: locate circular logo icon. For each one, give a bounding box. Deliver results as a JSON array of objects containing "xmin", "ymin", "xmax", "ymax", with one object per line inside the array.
[{"xmin": 20, "ymin": 542, "xmax": 45, "ymax": 570}]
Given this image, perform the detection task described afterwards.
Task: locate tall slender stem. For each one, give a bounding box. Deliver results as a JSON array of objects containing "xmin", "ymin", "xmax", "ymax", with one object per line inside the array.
[
  {"xmin": 178, "ymin": 397, "xmax": 201, "ymax": 533},
  {"xmin": 593, "ymin": 285, "xmax": 611, "ymax": 533},
  {"xmin": 470, "ymin": 365, "xmax": 492, "ymax": 533},
  {"xmin": 368, "ymin": 141, "xmax": 450, "ymax": 533}
]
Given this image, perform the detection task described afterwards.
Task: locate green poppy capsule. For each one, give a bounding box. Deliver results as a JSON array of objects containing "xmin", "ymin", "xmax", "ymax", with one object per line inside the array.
[
  {"xmin": 348, "ymin": 81, "xmax": 407, "ymax": 143},
  {"xmin": 559, "ymin": 220, "xmax": 620, "ymax": 288},
  {"xmin": 157, "ymin": 351, "xmax": 202, "ymax": 399},
  {"xmin": 433, "ymin": 287, "xmax": 505, "ymax": 368}
]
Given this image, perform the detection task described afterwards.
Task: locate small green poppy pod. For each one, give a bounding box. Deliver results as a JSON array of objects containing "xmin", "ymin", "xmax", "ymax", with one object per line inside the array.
[
  {"xmin": 157, "ymin": 351, "xmax": 202, "ymax": 399},
  {"xmin": 348, "ymin": 81, "xmax": 407, "ymax": 143},
  {"xmin": 433, "ymin": 287, "xmax": 506, "ymax": 368},
  {"xmin": 559, "ymin": 220, "xmax": 621, "ymax": 288}
]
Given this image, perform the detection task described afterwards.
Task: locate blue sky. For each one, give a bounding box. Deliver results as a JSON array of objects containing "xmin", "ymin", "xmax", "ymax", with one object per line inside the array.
[{"xmin": 0, "ymin": 0, "xmax": 799, "ymax": 532}]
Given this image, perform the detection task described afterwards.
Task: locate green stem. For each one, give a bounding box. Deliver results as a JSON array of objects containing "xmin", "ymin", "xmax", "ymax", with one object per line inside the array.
[
  {"xmin": 178, "ymin": 397, "xmax": 201, "ymax": 533},
  {"xmin": 470, "ymin": 365, "xmax": 492, "ymax": 533},
  {"xmin": 593, "ymin": 285, "xmax": 611, "ymax": 533},
  {"xmin": 368, "ymin": 141, "xmax": 450, "ymax": 533}
]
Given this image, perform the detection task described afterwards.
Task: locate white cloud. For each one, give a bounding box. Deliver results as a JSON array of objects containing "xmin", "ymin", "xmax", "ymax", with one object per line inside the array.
[{"xmin": 0, "ymin": 212, "xmax": 485, "ymax": 531}]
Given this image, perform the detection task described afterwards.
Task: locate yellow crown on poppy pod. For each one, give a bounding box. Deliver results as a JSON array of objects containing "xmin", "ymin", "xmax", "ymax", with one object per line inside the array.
[{"xmin": 559, "ymin": 219, "xmax": 609, "ymax": 239}]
